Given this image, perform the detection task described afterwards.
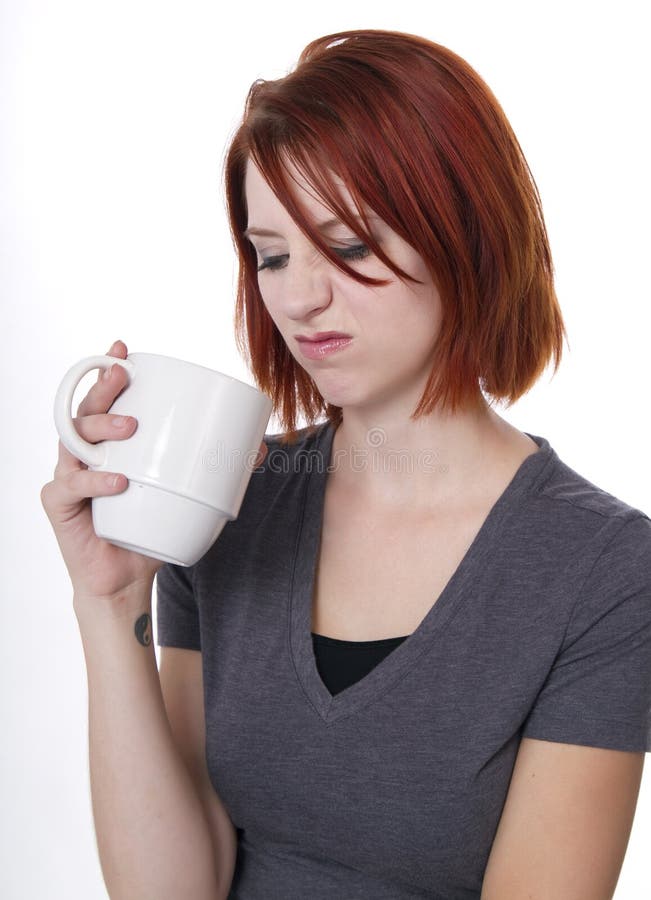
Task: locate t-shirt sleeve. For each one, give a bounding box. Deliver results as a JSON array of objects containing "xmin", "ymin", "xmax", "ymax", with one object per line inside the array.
[
  {"xmin": 155, "ymin": 561, "xmax": 201, "ymax": 651},
  {"xmin": 522, "ymin": 513, "xmax": 651, "ymax": 752}
]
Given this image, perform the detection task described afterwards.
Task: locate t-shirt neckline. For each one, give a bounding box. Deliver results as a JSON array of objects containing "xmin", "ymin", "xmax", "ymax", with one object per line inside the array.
[{"xmin": 289, "ymin": 419, "xmax": 557, "ymax": 725}]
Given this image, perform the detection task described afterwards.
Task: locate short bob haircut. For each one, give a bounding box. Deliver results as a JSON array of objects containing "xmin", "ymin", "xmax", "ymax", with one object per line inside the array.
[{"xmin": 224, "ymin": 29, "xmax": 567, "ymax": 440}]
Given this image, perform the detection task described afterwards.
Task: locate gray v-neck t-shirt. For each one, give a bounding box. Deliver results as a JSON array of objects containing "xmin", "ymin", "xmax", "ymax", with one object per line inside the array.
[{"xmin": 156, "ymin": 420, "xmax": 651, "ymax": 899}]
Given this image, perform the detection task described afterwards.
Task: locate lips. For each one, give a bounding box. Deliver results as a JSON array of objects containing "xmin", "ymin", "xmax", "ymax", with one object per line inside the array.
[
  {"xmin": 295, "ymin": 331, "xmax": 352, "ymax": 342},
  {"xmin": 295, "ymin": 333, "xmax": 353, "ymax": 361}
]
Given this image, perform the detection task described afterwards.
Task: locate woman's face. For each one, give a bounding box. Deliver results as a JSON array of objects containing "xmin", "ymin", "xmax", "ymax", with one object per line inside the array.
[{"xmin": 243, "ymin": 158, "xmax": 444, "ymax": 415}]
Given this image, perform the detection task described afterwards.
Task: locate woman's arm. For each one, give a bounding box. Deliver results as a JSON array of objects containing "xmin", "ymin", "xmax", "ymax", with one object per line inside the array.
[
  {"xmin": 481, "ymin": 736, "xmax": 645, "ymax": 899},
  {"xmin": 159, "ymin": 646, "xmax": 238, "ymax": 898},
  {"xmin": 41, "ymin": 338, "xmax": 238, "ymax": 897},
  {"xmin": 77, "ymin": 588, "xmax": 225, "ymax": 900}
]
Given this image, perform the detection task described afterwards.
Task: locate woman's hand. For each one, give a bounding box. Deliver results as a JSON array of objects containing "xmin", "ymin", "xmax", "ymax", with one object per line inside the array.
[
  {"xmin": 41, "ymin": 339, "xmax": 269, "ymax": 611},
  {"xmin": 41, "ymin": 340, "xmax": 163, "ymax": 607}
]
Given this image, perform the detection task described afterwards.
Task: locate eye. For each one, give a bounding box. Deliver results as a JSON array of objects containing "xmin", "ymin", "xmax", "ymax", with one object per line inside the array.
[
  {"xmin": 334, "ymin": 243, "xmax": 370, "ymax": 263},
  {"xmin": 257, "ymin": 254, "xmax": 288, "ymax": 273},
  {"xmin": 256, "ymin": 243, "xmax": 371, "ymax": 274}
]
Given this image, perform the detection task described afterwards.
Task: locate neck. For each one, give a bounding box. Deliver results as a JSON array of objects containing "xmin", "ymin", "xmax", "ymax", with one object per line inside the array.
[{"xmin": 327, "ymin": 396, "xmax": 532, "ymax": 509}]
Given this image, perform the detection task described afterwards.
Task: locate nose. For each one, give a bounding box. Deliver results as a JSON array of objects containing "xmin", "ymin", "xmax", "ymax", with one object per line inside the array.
[{"xmin": 282, "ymin": 254, "xmax": 334, "ymax": 322}]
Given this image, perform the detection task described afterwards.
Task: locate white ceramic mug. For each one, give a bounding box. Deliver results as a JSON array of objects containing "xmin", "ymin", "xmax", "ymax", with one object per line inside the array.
[{"xmin": 53, "ymin": 352, "xmax": 273, "ymax": 566}]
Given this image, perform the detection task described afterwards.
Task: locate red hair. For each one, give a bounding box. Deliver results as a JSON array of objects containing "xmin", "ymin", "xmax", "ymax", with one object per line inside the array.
[{"xmin": 224, "ymin": 29, "xmax": 567, "ymax": 441}]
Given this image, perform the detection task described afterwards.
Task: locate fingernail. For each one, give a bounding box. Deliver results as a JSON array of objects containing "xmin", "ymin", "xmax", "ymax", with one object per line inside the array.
[
  {"xmin": 112, "ymin": 415, "xmax": 129, "ymax": 427},
  {"xmin": 103, "ymin": 365, "xmax": 113, "ymax": 381}
]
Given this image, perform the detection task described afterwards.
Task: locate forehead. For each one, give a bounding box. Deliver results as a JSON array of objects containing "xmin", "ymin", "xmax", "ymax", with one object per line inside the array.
[{"xmin": 243, "ymin": 157, "xmax": 357, "ymax": 226}]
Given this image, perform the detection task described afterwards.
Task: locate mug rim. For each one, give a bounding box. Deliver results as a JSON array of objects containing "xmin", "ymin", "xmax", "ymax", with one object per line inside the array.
[{"xmin": 126, "ymin": 352, "xmax": 270, "ymax": 399}]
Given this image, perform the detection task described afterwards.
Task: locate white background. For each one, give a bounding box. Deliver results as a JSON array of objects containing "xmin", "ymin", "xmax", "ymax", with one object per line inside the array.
[{"xmin": 1, "ymin": 0, "xmax": 649, "ymax": 897}]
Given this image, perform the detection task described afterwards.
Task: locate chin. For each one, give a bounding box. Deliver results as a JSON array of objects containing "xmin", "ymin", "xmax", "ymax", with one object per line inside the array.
[
  {"xmin": 317, "ymin": 392, "xmax": 356, "ymax": 410},
  {"xmin": 313, "ymin": 381, "xmax": 363, "ymax": 410}
]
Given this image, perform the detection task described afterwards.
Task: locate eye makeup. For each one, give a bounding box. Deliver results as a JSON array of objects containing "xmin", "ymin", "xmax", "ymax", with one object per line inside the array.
[{"xmin": 257, "ymin": 243, "xmax": 371, "ymax": 273}]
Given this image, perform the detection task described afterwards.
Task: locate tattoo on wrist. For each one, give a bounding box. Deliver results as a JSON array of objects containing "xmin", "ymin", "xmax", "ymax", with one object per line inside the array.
[{"xmin": 134, "ymin": 613, "xmax": 152, "ymax": 646}]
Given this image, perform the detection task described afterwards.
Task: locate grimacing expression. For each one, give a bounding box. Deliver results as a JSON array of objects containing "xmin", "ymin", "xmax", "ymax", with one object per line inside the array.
[{"xmin": 243, "ymin": 159, "xmax": 444, "ymax": 413}]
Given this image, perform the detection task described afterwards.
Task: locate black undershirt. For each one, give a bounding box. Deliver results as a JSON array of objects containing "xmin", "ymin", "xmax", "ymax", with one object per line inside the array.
[{"xmin": 311, "ymin": 632, "xmax": 409, "ymax": 696}]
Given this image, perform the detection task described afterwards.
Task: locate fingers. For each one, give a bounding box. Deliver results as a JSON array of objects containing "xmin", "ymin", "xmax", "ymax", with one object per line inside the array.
[
  {"xmin": 96, "ymin": 340, "xmax": 128, "ymax": 383},
  {"xmin": 55, "ymin": 339, "xmax": 132, "ymax": 477},
  {"xmin": 41, "ymin": 468, "xmax": 128, "ymax": 523},
  {"xmin": 54, "ymin": 412, "xmax": 137, "ymax": 479},
  {"xmin": 108, "ymin": 339, "xmax": 128, "ymax": 357},
  {"xmin": 74, "ymin": 412, "xmax": 137, "ymax": 444},
  {"xmin": 77, "ymin": 340, "xmax": 129, "ymax": 419},
  {"xmin": 54, "ymin": 437, "xmax": 85, "ymax": 477}
]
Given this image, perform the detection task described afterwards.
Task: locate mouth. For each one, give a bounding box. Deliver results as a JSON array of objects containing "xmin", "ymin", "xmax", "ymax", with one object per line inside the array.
[
  {"xmin": 295, "ymin": 334, "xmax": 353, "ymax": 361},
  {"xmin": 295, "ymin": 331, "xmax": 352, "ymax": 343}
]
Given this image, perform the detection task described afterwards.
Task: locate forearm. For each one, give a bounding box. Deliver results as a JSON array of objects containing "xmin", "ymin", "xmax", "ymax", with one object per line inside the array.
[{"xmin": 76, "ymin": 587, "xmax": 220, "ymax": 900}]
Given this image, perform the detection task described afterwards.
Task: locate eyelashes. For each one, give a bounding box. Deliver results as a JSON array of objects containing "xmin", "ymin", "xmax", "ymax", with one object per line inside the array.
[
  {"xmin": 256, "ymin": 255, "xmax": 287, "ymax": 273},
  {"xmin": 256, "ymin": 243, "xmax": 371, "ymax": 273}
]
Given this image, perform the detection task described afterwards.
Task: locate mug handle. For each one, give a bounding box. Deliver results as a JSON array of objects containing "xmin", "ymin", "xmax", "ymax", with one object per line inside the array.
[{"xmin": 53, "ymin": 355, "xmax": 136, "ymax": 467}]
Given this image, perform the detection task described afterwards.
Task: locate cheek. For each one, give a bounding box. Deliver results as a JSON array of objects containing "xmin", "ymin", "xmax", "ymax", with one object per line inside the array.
[
  {"xmin": 365, "ymin": 283, "xmax": 441, "ymax": 336},
  {"xmin": 257, "ymin": 286, "xmax": 282, "ymax": 326},
  {"xmin": 259, "ymin": 293, "xmax": 298, "ymax": 349}
]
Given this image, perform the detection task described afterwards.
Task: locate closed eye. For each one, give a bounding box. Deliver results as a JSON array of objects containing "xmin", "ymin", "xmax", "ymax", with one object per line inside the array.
[
  {"xmin": 257, "ymin": 254, "xmax": 288, "ymax": 273},
  {"xmin": 337, "ymin": 244, "xmax": 370, "ymax": 263},
  {"xmin": 257, "ymin": 244, "xmax": 371, "ymax": 273}
]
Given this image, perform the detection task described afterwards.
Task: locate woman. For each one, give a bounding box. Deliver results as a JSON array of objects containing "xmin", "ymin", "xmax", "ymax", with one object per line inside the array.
[{"xmin": 42, "ymin": 29, "xmax": 650, "ymax": 899}]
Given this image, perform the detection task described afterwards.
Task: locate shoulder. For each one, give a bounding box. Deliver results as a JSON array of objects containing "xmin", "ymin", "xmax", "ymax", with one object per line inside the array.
[
  {"xmin": 529, "ymin": 442, "xmax": 651, "ymax": 657},
  {"xmin": 526, "ymin": 436, "xmax": 651, "ymax": 564},
  {"xmin": 536, "ymin": 441, "xmax": 648, "ymax": 521},
  {"xmin": 495, "ymin": 435, "xmax": 651, "ymax": 618},
  {"xmin": 261, "ymin": 421, "xmax": 329, "ymax": 464},
  {"xmin": 247, "ymin": 420, "xmax": 330, "ymax": 493}
]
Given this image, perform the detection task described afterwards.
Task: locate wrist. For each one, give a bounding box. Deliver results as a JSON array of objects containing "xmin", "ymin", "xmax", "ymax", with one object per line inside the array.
[{"xmin": 73, "ymin": 578, "xmax": 154, "ymax": 630}]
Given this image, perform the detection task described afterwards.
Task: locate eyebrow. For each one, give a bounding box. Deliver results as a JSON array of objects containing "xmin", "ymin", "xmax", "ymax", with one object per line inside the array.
[{"xmin": 243, "ymin": 213, "xmax": 377, "ymax": 240}]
